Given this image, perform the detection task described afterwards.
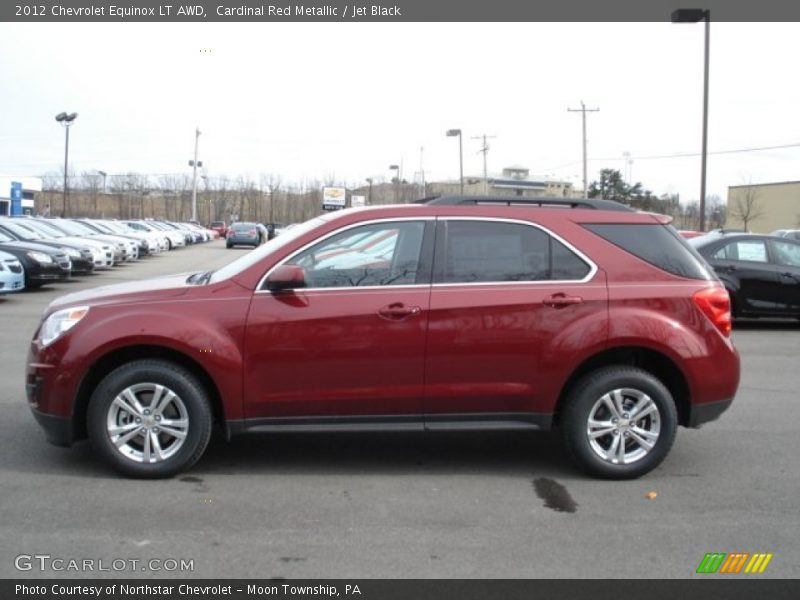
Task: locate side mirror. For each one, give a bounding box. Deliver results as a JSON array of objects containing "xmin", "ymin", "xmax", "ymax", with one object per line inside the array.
[{"xmin": 266, "ymin": 264, "xmax": 306, "ymax": 292}]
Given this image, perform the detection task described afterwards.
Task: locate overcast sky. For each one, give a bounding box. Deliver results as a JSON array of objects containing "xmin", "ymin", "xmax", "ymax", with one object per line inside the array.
[{"xmin": 1, "ymin": 22, "xmax": 799, "ymax": 201}]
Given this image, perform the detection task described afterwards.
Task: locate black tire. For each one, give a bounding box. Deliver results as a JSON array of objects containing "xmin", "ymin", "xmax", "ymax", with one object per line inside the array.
[
  {"xmin": 226, "ymin": 243, "xmax": 232, "ymax": 249},
  {"xmin": 87, "ymin": 360, "xmax": 213, "ymax": 478},
  {"xmin": 561, "ymin": 366, "xmax": 677, "ymax": 479}
]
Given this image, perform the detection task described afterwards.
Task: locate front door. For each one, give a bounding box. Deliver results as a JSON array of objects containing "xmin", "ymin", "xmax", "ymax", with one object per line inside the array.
[{"xmin": 243, "ymin": 219, "xmax": 433, "ymax": 423}]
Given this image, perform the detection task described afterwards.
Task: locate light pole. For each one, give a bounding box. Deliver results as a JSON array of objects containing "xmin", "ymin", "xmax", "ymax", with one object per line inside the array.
[
  {"xmin": 389, "ymin": 164, "xmax": 400, "ymax": 204},
  {"xmin": 366, "ymin": 178, "xmax": 373, "ymax": 205},
  {"xmin": 446, "ymin": 129, "xmax": 463, "ymax": 194},
  {"xmin": 188, "ymin": 127, "xmax": 202, "ymax": 222},
  {"xmin": 54, "ymin": 112, "xmax": 78, "ymax": 217},
  {"xmin": 672, "ymin": 8, "xmax": 710, "ymax": 231}
]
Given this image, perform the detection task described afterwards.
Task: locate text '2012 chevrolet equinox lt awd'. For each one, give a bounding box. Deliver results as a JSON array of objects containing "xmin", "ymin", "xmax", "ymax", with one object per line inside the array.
[{"xmin": 26, "ymin": 197, "xmax": 739, "ymax": 479}]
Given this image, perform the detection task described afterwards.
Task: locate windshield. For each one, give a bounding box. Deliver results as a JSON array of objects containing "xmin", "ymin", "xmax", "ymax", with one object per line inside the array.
[
  {"xmin": 103, "ymin": 221, "xmax": 131, "ymax": 234},
  {"xmin": 209, "ymin": 216, "xmax": 327, "ymax": 284},
  {"xmin": 25, "ymin": 220, "xmax": 67, "ymax": 238},
  {"xmin": 0, "ymin": 231, "xmax": 14, "ymax": 243},
  {"xmin": 46, "ymin": 219, "xmax": 93, "ymax": 236},
  {"xmin": 1, "ymin": 221, "xmax": 45, "ymax": 240},
  {"xmin": 85, "ymin": 220, "xmax": 114, "ymax": 234}
]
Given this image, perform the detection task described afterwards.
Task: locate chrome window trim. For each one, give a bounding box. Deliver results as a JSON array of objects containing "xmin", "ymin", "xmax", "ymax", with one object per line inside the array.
[
  {"xmin": 255, "ymin": 215, "xmax": 598, "ymax": 293},
  {"xmin": 433, "ymin": 216, "xmax": 597, "ymax": 287},
  {"xmin": 255, "ymin": 217, "xmax": 434, "ymax": 293}
]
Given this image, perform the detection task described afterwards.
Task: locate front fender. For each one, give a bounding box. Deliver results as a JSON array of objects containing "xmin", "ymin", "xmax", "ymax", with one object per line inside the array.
[{"xmin": 44, "ymin": 298, "xmax": 249, "ymax": 420}]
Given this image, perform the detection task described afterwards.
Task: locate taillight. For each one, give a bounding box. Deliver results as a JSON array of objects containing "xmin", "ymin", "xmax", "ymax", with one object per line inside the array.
[
  {"xmin": 693, "ymin": 286, "xmax": 732, "ymax": 337},
  {"xmin": 248, "ymin": 229, "xmax": 257, "ymax": 236}
]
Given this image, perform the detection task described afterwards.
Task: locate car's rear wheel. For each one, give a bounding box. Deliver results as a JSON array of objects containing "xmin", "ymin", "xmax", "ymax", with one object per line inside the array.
[
  {"xmin": 561, "ymin": 366, "xmax": 677, "ymax": 479},
  {"xmin": 87, "ymin": 360, "xmax": 212, "ymax": 478}
]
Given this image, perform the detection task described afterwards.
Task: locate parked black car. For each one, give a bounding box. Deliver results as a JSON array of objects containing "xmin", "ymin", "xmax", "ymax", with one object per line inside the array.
[
  {"xmin": 0, "ymin": 230, "xmax": 71, "ymax": 287},
  {"xmin": 691, "ymin": 233, "xmax": 800, "ymax": 318},
  {"xmin": 770, "ymin": 229, "xmax": 800, "ymax": 241},
  {"xmin": 0, "ymin": 219, "xmax": 95, "ymax": 275}
]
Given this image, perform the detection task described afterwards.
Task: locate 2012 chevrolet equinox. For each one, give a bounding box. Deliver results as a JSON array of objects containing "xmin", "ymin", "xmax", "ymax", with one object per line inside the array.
[{"xmin": 26, "ymin": 197, "xmax": 739, "ymax": 479}]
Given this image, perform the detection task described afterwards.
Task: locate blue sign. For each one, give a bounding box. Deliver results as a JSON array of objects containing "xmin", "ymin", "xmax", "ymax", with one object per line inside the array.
[{"xmin": 10, "ymin": 182, "xmax": 23, "ymax": 216}]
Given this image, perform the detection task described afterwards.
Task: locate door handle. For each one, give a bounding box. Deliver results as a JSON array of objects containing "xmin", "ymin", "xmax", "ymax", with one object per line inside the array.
[
  {"xmin": 543, "ymin": 293, "xmax": 584, "ymax": 308},
  {"xmin": 378, "ymin": 303, "xmax": 421, "ymax": 320}
]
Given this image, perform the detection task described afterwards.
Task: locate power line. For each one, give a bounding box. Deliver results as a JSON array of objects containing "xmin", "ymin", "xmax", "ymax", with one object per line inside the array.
[{"xmin": 544, "ymin": 141, "xmax": 800, "ymax": 172}]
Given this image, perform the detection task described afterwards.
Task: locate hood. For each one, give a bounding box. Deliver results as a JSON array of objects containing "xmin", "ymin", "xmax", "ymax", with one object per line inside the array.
[{"xmin": 49, "ymin": 272, "xmax": 195, "ymax": 311}]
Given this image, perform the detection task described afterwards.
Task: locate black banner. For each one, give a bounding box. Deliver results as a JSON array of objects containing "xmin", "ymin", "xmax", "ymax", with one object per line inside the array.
[
  {"xmin": 4, "ymin": 580, "xmax": 800, "ymax": 600},
  {"xmin": 4, "ymin": 0, "xmax": 800, "ymax": 23}
]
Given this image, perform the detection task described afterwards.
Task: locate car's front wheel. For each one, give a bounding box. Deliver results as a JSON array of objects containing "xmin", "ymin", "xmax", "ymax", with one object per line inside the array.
[
  {"xmin": 87, "ymin": 360, "xmax": 213, "ymax": 478},
  {"xmin": 561, "ymin": 366, "xmax": 677, "ymax": 479}
]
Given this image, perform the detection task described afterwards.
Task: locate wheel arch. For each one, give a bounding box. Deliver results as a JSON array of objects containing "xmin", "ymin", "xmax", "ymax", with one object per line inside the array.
[
  {"xmin": 72, "ymin": 344, "xmax": 225, "ymax": 441},
  {"xmin": 554, "ymin": 346, "xmax": 691, "ymax": 427}
]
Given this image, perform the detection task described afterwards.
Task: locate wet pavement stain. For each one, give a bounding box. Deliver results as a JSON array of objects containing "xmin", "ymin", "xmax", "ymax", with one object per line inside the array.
[{"xmin": 533, "ymin": 477, "xmax": 577, "ymax": 513}]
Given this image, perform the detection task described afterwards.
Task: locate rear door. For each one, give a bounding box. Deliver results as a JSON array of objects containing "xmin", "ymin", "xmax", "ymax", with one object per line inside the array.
[
  {"xmin": 710, "ymin": 239, "xmax": 782, "ymax": 314},
  {"xmin": 423, "ymin": 217, "xmax": 607, "ymax": 428}
]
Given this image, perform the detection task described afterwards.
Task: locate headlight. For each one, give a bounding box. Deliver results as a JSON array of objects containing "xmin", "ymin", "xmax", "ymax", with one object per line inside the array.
[
  {"xmin": 39, "ymin": 306, "xmax": 90, "ymax": 346},
  {"xmin": 61, "ymin": 247, "xmax": 81, "ymax": 259},
  {"xmin": 27, "ymin": 251, "xmax": 53, "ymax": 264}
]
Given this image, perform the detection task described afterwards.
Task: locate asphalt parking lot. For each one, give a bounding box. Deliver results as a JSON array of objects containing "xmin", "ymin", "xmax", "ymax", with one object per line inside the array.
[{"xmin": 0, "ymin": 241, "xmax": 798, "ymax": 579}]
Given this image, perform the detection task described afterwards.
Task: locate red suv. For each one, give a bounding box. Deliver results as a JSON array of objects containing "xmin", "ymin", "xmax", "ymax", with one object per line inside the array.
[
  {"xmin": 26, "ymin": 197, "xmax": 739, "ymax": 479},
  {"xmin": 208, "ymin": 221, "xmax": 228, "ymax": 238}
]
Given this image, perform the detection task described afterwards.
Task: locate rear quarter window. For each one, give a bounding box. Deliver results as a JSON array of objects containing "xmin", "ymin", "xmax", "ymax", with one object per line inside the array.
[{"xmin": 584, "ymin": 223, "xmax": 712, "ymax": 280}]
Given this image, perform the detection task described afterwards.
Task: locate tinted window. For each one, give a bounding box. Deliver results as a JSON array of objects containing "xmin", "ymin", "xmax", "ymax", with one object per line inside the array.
[
  {"xmin": 713, "ymin": 240, "xmax": 768, "ymax": 263},
  {"xmin": 770, "ymin": 240, "xmax": 800, "ymax": 267},
  {"xmin": 440, "ymin": 220, "xmax": 590, "ymax": 284},
  {"xmin": 585, "ymin": 223, "xmax": 711, "ymax": 280},
  {"xmin": 289, "ymin": 221, "xmax": 425, "ymax": 288}
]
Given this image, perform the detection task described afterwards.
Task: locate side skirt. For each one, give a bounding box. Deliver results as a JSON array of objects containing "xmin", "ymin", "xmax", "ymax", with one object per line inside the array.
[{"xmin": 226, "ymin": 412, "xmax": 552, "ymax": 438}]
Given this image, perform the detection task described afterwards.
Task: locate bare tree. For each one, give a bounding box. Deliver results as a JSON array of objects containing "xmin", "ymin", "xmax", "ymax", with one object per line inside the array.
[
  {"xmin": 729, "ymin": 182, "xmax": 764, "ymax": 232},
  {"xmin": 706, "ymin": 194, "xmax": 726, "ymax": 230},
  {"xmin": 81, "ymin": 171, "xmax": 103, "ymax": 217},
  {"xmin": 261, "ymin": 173, "xmax": 282, "ymax": 226}
]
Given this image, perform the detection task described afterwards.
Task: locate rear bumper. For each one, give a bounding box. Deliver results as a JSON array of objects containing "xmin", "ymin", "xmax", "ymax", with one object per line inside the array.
[{"xmin": 688, "ymin": 398, "xmax": 733, "ymax": 428}]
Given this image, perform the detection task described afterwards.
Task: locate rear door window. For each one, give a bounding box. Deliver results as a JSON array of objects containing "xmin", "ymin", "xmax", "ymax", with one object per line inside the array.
[
  {"xmin": 436, "ymin": 220, "xmax": 592, "ymax": 284},
  {"xmin": 713, "ymin": 240, "xmax": 768, "ymax": 263}
]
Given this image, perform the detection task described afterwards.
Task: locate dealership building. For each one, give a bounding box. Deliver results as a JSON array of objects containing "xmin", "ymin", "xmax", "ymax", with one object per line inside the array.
[
  {"xmin": 726, "ymin": 180, "xmax": 800, "ymax": 233},
  {"xmin": 0, "ymin": 176, "xmax": 42, "ymax": 216}
]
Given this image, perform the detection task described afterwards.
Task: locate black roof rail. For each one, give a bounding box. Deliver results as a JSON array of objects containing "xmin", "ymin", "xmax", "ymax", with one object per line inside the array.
[{"xmin": 419, "ymin": 195, "xmax": 634, "ymax": 212}]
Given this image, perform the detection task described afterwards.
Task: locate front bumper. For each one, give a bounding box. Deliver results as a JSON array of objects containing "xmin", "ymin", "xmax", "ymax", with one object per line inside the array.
[
  {"xmin": 0, "ymin": 270, "xmax": 25, "ymax": 293},
  {"xmin": 30, "ymin": 407, "xmax": 74, "ymax": 447}
]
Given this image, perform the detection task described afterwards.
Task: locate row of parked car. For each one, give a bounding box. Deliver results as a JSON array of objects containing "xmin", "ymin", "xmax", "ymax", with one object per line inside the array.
[
  {"xmin": 0, "ymin": 217, "xmax": 219, "ymax": 295},
  {"xmin": 686, "ymin": 228, "xmax": 800, "ymax": 319}
]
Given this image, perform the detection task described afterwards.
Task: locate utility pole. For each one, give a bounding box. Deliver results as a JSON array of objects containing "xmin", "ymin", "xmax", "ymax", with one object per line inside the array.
[
  {"xmin": 568, "ymin": 101, "xmax": 599, "ymax": 198},
  {"xmin": 471, "ymin": 134, "xmax": 496, "ymax": 195}
]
